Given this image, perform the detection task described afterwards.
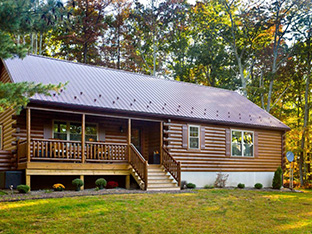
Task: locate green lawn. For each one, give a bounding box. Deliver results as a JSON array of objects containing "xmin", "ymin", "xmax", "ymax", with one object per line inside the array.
[{"xmin": 0, "ymin": 189, "xmax": 311, "ymax": 234}]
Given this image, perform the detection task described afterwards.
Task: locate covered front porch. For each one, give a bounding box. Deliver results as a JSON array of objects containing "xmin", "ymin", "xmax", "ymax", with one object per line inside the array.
[{"xmin": 16, "ymin": 107, "xmax": 181, "ymax": 190}]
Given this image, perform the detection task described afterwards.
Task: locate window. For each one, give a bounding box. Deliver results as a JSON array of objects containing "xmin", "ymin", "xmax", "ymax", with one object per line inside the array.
[
  {"xmin": 53, "ymin": 121, "xmax": 67, "ymax": 140},
  {"xmin": 189, "ymin": 125, "xmax": 200, "ymax": 149},
  {"xmin": 231, "ymin": 130, "xmax": 253, "ymax": 157},
  {"xmin": 86, "ymin": 124, "xmax": 97, "ymax": 142},
  {"xmin": 53, "ymin": 121, "xmax": 97, "ymax": 141}
]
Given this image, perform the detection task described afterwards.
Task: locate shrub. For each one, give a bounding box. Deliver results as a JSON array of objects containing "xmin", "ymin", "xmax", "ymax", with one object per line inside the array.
[
  {"xmin": 237, "ymin": 183, "xmax": 245, "ymax": 189},
  {"xmin": 214, "ymin": 173, "xmax": 229, "ymax": 188},
  {"xmin": 106, "ymin": 181, "xmax": 118, "ymax": 189},
  {"xmin": 272, "ymin": 166, "xmax": 283, "ymax": 189},
  {"xmin": 95, "ymin": 178, "xmax": 107, "ymax": 189},
  {"xmin": 17, "ymin": 185, "xmax": 30, "ymax": 193},
  {"xmin": 53, "ymin": 184, "xmax": 65, "ymax": 191},
  {"xmin": 72, "ymin": 178, "xmax": 84, "ymax": 191},
  {"xmin": 283, "ymin": 180, "xmax": 300, "ymax": 188},
  {"xmin": 186, "ymin": 183, "xmax": 196, "ymax": 189},
  {"xmin": 204, "ymin": 185, "xmax": 214, "ymax": 189},
  {"xmin": 181, "ymin": 180, "xmax": 187, "ymax": 190},
  {"xmin": 254, "ymin": 183, "xmax": 263, "ymax": 189},
  {"xmin": 302, "ymin": 183, "xmax": 312, "ymax": 189}
]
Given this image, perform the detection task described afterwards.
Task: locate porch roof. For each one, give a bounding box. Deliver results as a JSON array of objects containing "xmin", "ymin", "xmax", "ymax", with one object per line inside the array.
[{"xmin": 3, "ymin": 55, "xmax": 289, "ymax": 130}]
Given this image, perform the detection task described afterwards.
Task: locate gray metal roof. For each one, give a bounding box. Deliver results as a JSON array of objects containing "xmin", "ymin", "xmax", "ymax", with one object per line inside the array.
[{"xmin": 3, "ymin": 55, "xmax": 289, "ymax": 130}]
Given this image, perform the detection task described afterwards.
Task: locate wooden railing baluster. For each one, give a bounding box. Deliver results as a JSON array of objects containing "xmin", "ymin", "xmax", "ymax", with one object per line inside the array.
[
  {"xmin": 17, "ymin": 139, "xmax": 129, "ymax": 164},
  {"xmin": 162, "ymin": 147, "xmax": 181, "ymax": 187},
  {"xmin": 129, "ymin": 144, "xmax": 148, "ymax": 190}
]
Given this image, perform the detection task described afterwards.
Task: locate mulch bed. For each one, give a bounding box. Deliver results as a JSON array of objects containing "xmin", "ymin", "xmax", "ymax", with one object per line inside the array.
[
  {"xmin": 0, "ymin": 188, "xmax": 195, "ymax": 202},
  {"xmin": 0, "ymin": 187, "xmax": 303, "ymax": 203}
]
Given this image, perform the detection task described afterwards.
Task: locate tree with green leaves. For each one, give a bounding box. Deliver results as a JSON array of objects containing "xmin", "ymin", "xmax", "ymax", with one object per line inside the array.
[
  {"xmin": 54, "ymin": 0, "xmax": 112, "ymax": 64},
  {"xmin": 100, "ymin": 0, "xmax": 134, "ymax": 70},
  {"xmin": 0, "ymin": 0, "xmax": 65, "ymax": 112}
]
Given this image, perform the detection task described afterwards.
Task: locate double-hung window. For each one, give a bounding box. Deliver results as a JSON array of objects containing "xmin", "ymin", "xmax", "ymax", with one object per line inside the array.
[
  {"xmin": 189, "ymin": 125, "xmax": 200, "ymax": 149},
  {"xmin": 231, "ymin": 130, "xmax": 254, "ymax": 157},
  {"xmin": 53, "ymin": 121, "xmax": 98, "ymax": 141}
]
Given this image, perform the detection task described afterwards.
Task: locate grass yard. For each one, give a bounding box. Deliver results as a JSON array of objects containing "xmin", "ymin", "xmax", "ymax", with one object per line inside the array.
[{"xmin": 0, "ymin": 189, "xmax": 311, "ymax": 234}]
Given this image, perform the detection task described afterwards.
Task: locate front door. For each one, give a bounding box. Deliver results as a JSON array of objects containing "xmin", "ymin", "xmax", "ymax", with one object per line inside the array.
[{"xmin": 131, "ymin": 128, "xmax": 142, "ymax": 153}]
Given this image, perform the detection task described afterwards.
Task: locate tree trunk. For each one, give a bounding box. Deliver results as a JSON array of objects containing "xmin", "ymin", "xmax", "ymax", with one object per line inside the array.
[
  {"xmin": 34, "ymin": 32, "xmax": 38, "ymax": 55},
  {"xmin": 83, "ymin": 42, "xmax": 88, "ymax": 64},
  {"xmin": 238, "ymin": 57, "xmax": 247, "ymax": 97},
  {"xmin": 299, "ymin": 35, "xmax": 311, "ymax": 186},
  {"xmin": 30, "ymin": 33, "xmax": 34, "ymax": 54},
  {"xmin": 117, "ymin": 25, "xmax": 120, "ymax": 69},
  {"xmin": 39, "ymin": 32, "xmax": 43, "ymax": 55}
]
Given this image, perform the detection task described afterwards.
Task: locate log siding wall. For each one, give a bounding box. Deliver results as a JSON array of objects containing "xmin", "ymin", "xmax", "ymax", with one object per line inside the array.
[
  {"xmin": 164, "ymin": 120, "xmax": 283, "ymax": 172},
  {"xmin": 0, "ymin": 67, "xmax": 17, "ymax": 152}
]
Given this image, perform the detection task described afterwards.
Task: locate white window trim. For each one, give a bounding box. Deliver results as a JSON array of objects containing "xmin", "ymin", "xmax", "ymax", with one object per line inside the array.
[
  {"xmin": 188, "ymin": 125, "xmax": 200, "ymax": 150},
  {"xmin": 52, "ymin": 120, "xmax": 98, "ymax": 141},
  {"xmin": 231, "ymin": 129, "xmax": 254, "ymax": 157}
]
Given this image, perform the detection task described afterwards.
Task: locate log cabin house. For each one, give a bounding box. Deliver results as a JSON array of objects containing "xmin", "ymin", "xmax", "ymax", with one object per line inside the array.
[{"xmin": 0, "ymin": 55, "xmax": 290, "ymax": 190}]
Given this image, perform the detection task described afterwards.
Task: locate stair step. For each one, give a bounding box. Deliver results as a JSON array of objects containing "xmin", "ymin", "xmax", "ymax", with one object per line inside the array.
[
  {"xmin": 147, "ymin": 187, "xmax": 180, "ymax": 191},
  {"xmin": 148, "ymin": 164, "xmax": 161, "ymax": 167},
  {"xmin": 148, "ymin": 168, "xmax": 164, "ymax": 172},
  {"xmin": 148, "ymin": 179, "xmax": 174, "ymax": 184},
  {"xmin": 148, "ymin": 172, "xmax": 166, "ymax": 175},
  {"xmin": 148, "ymin": 183, "xmax": 178, "ymax": 188}
]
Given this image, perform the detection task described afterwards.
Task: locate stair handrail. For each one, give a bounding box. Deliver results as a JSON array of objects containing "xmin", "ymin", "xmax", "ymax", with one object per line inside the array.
[
  {"xmin": 129, "ymin": 144, "xmax": 148, "ymax": 190},
  {"xmin": 162, "ymin": 147, "xmax": 181, "ymax": 187}
]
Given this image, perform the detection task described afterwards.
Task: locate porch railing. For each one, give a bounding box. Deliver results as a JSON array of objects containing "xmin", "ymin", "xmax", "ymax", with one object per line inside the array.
[
  {"xmin": 162, "ymin": 147, "xmax": 181, "ymax": 187},
  {"xmin": 31, "ymin": 138, "xmax": 82, "ymax": 162},
  {"xmin": 85, "ymin": 142, "xmax": 128, "ymax": 163},
  {"xmin": 129, "ymin": 143, "xmax": 148, "ymax": 190},
  {"xmin": 17, "ymin": 139, "xmax": 27, "ymax": 163},
  {"xmin": 17, "ymin": 138, "xmax": 128, "ymax": 164}
]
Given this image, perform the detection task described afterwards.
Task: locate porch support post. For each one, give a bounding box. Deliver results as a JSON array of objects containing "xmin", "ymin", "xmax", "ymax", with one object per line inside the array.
[
  {"xmin": 80, "ymin": 175, "xmax": 84, "ymax": 190},
  {"xmin": 26, "ymin": 108, "xmax": 31, "ymax": 163},
  {"xmin": 160, "ymin": 121, "xmax": 163, "ymax": 164},
  {"xmin": 26, "ymin": 172, "xmax": 31, "ymax": 191},
  {"xmin": 81, "ymin": 114, "xmax": 85, "ymax": 163},
  {"xmin": 125, "ymin": 175, "xmax": 130, "ymax": 189},
  {"xmin": 128, "ymin": 118, "xmax": 131, "ymax": 162}
]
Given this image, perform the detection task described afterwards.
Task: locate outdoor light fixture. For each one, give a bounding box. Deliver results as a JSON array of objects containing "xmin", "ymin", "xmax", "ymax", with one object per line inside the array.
[{"xmin": 120, "ymin": 126, "xmax": 124, "ymax": 133}]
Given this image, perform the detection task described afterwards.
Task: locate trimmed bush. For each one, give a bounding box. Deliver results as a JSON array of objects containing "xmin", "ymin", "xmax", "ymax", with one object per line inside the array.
[
  {"xmin": 17, "ymin": 185, "xmax": 30, "ymax": 193},
  {"xmin": 72, "ymin": 178, "xmax": 84, "ymax": 191},
  {"xmin": 95, "ymin": 178, "xmax": 107, "ymax": 189},
  {"xmin": 272, "ymin": 166, "xmax": 283, "ymax": 189},
  {"xmin": 186, "ymin": 183, "xmax": 196, "ymax": 189},
  {"xmin": 106, "ymin": 181, "xmax": 119, "ymax": 189},
  {"xmin": 254, "ymin": 183, "xmax": 263, "ymax": 189},
  {"xmin": 204, "ymin": 185, "xmax": 214, "ymax": 189},
  {"xmin": 237, "ymin": 183, "xmax": 245, "ymax": 189}
]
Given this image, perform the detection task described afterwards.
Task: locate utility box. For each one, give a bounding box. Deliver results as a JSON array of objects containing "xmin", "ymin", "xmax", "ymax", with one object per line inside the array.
[{"xmin": 0, "ymin": 171, "xmax": 23, "ymax": 189}]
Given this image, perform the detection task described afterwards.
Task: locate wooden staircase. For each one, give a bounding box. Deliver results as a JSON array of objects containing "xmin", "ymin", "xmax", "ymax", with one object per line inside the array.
[
  {"xmin": 147, "ymin": 165, "xmax": 180, "ymax": 191},
  {"xmin": 129, "ymin": 143, "xmax": 181, "ymax": 191},
  {"xmin": 130, "ymin": 164, "xmax": 180, "ymax": 191}
]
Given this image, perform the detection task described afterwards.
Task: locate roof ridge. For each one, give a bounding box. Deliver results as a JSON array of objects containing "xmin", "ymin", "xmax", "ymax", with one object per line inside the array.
[{"xmin": 27, "ymin": 54, "xmax": 236, "ymax": 94}]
